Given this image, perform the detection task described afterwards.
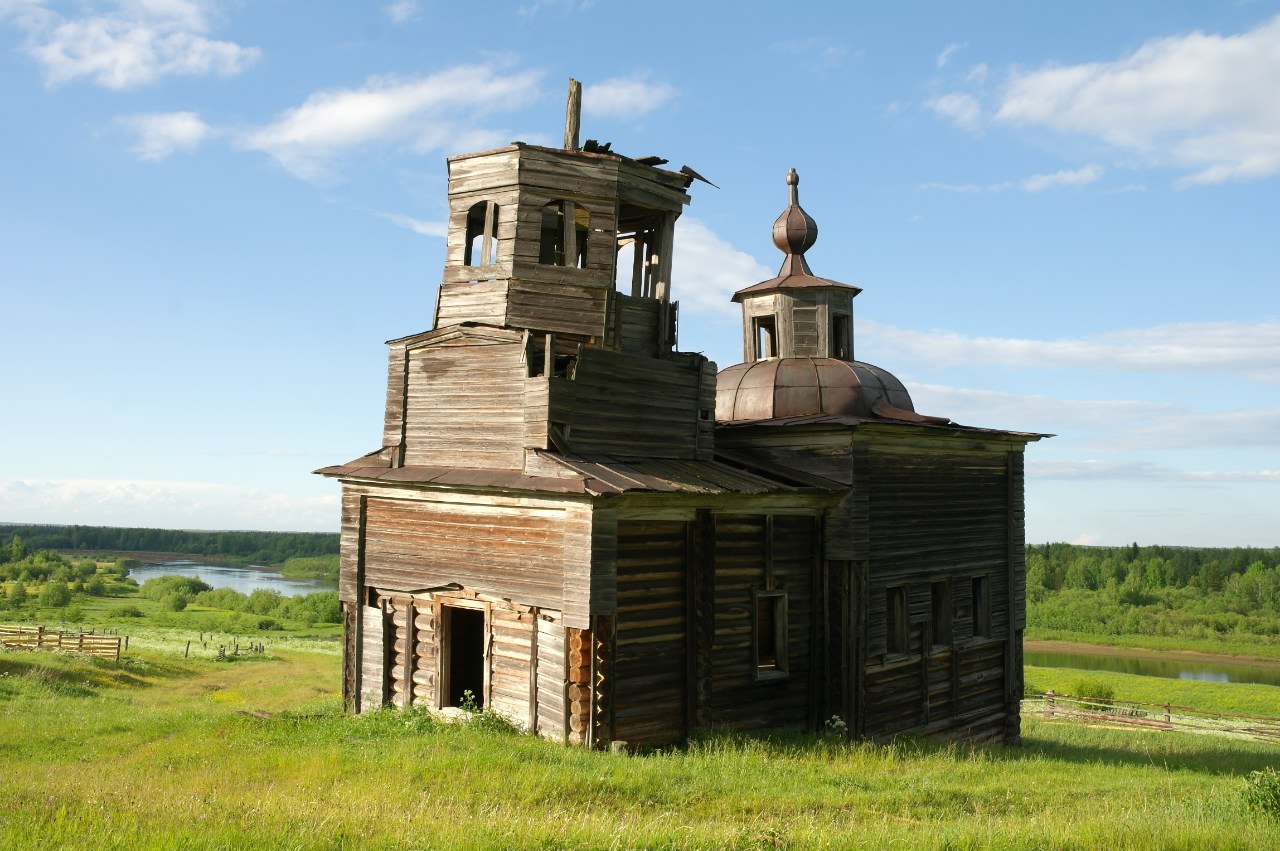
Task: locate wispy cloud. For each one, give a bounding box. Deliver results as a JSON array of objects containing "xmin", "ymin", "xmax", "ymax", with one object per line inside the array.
[
  {"xmin": 864, "ymin": 319, "xmax": 1280, "ymax": 382},
  {"xmin": 927, "ymin": 91, "xmax": 982, "ymax": 133},
  {"xmin": 379, "ymin": 212, "xmax": 446, "ymax": 238},
  {"xmin": 6, "ymin": 0, "xmax": 259, "ymax": 89},
  {"xmin": 120, "ymin": 110, "xmax": 209, "ymax": 160},
  {"xmin": 996, "ymin": 14, "xmax": 1280, "ymax": 185},
  {"xmin": 1018, "ymin": 163, "xmax": 1103, "ymax": 191},
  {"xmin": 920, "ymin": 163, "xmax": 1104, "ymax": 193},
  {"xmin": 772, "ymin": 37, "xmax": 850, "ymax": 73},
  {"xmin": 517, "ymin": 0, "xmax": 595, "ymax": 17},
  {"xmin": 240, "ymin": 64, "xmax": 542, "ymax": 181},
  {"xmin": 582, "ymin": 74, "xmax": 675, "ymax": 118},
  {"xmin": 1030, "ymin": 459, "xmax": 1280, "ymax": 482},
  {"xmin": 384, "ymin": 1, "xmax": 420, "ymax": 24},
  {"xmin": 936, "ymin": 41, "xmax": 966, "ymax": 68}
]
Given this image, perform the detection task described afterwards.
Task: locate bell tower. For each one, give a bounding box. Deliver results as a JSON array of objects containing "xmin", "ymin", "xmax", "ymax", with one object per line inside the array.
[
  {"xmin": 432, "ymin": 80, "xmax": 695, "ymax": 355},
  {"xmin": 732, "ymin": 169, "xmax": 862, "ymax": 363}
]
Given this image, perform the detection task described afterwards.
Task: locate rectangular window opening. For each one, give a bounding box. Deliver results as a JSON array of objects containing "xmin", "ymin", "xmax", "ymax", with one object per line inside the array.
[
  {"xmin": 931, "ymin": 580, "xmax": 952, "ymax": 647},
  {"xmin": 831, "ymin": 313, "xmax": 851, "ymax": 360},
  {"xmin": 753, "ymin": 590, "xmax": 788, "ymax": 679},
  {"xmin": 886, "ymin": 586, "xmax": 908, "ymax": 655},
  {"xmin": 754, "ymin": 316, "xmax": 778, "ymax": 360},
  {"xmin": 972, "ymin": 575, "xmax": 991, "ymax": 638}
]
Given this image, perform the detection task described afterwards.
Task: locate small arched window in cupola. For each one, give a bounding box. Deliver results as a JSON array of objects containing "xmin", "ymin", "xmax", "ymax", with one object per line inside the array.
[
  {"xmin": 539, "ymin": 201, "xmax": 589, "ymax": 268},
  {"xmin": 464, "ymin": 201, "xmax": 500, "ymax": 267}
]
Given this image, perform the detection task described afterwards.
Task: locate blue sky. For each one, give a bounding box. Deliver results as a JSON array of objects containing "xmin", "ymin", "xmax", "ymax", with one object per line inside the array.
[{"xmin": 1, "ymin": 0, "xmax": 1277, "ymax": 546}]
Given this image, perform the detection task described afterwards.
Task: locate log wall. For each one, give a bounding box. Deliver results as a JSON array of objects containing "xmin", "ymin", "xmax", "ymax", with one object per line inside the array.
[{"xmin": 612, "ymin": 519, "xmax": 688, "ymax": 747}]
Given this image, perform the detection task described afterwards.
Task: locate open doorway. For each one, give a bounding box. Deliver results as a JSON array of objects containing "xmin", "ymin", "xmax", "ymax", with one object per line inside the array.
[{"xmin": 443, "ymin": 606, "xmax": 486, "ymax": 709}]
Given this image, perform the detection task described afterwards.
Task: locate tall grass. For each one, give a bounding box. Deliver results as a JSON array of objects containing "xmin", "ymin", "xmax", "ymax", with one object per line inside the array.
[{"xmin": 2, "ymin": 645, "xmax": 1277, "ymax": 850}]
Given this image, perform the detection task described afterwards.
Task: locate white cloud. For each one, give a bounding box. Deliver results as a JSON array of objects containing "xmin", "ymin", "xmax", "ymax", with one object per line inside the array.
[
  {"xmin": 582, "ymin": 74, "xmax": 675, "ymax": 119},
  {"xmin": 120, "ymin": 110, "xmax": 209, "ymax": 159},
  {"xmin": 384, "ymin": 1, "xmax": 420, "ymax": 24},
  {"xmin": 965, "ymin": 62, "xmax": 988, "ymax": 84},
  {"xmin": 1019, "ymin": 163, "xmax": 1103, "ymax": 191},
  {"xmin": 923, "ymin": 164, "xmax": 1103, "ymax": 193},
  {"xmin": 380, "ymin": 212, "xmax": 446, "ymax": 238},
  {"xmin": 10, "ymin": 0, "xmax": 259, "ymax": 89},
  {"xmin": 863, "ymin": 319, "xmax": 1280, "ymax": 383},
  {"xmin": 0, "ymin": 478, "xmax": 338, "ymax": 532},
  {"xmin": 996, "ymin": 14, "xmax": 1280, "ymax": 184},
  {"xmin": 241, "ymin": 65, "xmax": 542, "ymax": 181},
  {"xmin": 672, "ymin": 217, "xmax": 771, "ymax": 320},
  {"xmin": 928, "ymin": 91, "xmax": 982, "ymax": 132},
  {"xmin": 936, "ymin": 42, "xmax": 966, "ymax": 68}
]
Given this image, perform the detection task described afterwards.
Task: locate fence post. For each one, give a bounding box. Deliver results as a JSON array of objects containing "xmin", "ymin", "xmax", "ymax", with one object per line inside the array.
[
  {"xmin": 1046, "ymin": 689, "xmax": 1055, "ymax": 719},
  {"xmin": 1164, "ymin": 703, "xmax": 1172, "ymax": 727},
  {"xmin": 185, "ymin": 641, "xmax": 191, "ymax": 658}
]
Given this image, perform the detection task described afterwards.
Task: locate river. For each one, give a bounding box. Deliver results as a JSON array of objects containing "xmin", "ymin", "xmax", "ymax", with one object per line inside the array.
[
  {"xmin": 129, "ymin": 561, "xmax": 336, "ymax": 598},
  {"xmin": 1025, "ymin": 646, "xmax": 1280, "ymax": 687}
]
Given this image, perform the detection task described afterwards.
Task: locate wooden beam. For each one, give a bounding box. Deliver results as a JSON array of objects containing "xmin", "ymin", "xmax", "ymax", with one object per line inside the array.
[{"xmin": 564, "ymin": 78, "xmax": 582, "ymax": 151}]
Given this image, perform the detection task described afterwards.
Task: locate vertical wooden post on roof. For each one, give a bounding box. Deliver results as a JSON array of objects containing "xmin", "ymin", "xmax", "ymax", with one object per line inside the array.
[{"xmin": 564, "ymin": 78, "xmax": 582, "ymax": 151}]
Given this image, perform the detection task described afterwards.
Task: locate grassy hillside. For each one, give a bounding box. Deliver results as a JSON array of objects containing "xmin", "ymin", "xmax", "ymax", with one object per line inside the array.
[{"xmin": 1, "ymin": 632, "xmax": 1277, "ymax": 850}]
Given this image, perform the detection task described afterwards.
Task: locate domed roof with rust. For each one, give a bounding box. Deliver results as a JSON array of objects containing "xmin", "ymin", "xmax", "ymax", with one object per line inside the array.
[{"xmin": 716, "ymin": 357, "xmax": 947, "ymax": 424}]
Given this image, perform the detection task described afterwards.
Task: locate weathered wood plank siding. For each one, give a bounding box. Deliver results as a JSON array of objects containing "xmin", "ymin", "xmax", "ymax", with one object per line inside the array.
[
  {"xmin": 434, "ymin": 280, "xmax": 510, "ymax": 328},
  {"xmin": 710, "ymin": 513, "xmax": 818, "ymax": 732},
  {"xmin": 860, "ymin": 435, "xmax": 1016, "ymax": 741},
  {"xmin": 402, "ymin": 335, "xmax": 526, "ymax": 469},
  {"xmin": 547, "ymin": 348, "xmax": 708, "ymax": 459},
  {"xmin": 359, "ymin": 600, "xmax": 385, "ymax": 711},
  {"xmin": 536, "ymin": 612, "xmax": 566, "ymax": 740},
  {"xmin": 612, "ymin": 520, "xmax": 688, "ymax": 747},
  {"xmin": 363, "ymin": 497, "xmax": 563, "ymax": 610}
]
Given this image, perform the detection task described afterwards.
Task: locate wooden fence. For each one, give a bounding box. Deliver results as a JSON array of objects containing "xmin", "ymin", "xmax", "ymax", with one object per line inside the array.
[
  {"xmin": 1024, "ymin": 690, "xmax": 1280, "ymax": 745},
  {"xmin": 0, "ymin": 625, "xmax": 122, "ymax": 661}
]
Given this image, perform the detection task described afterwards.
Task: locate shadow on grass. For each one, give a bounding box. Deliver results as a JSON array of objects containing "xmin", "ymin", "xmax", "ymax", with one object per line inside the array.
[
  {"xmin": 672, "ymin": 724, "xmax": 1278, "ymax": 778},
  {"xmin": 0, "ymin": 648, "xmax": 204, "ymax": 696}
]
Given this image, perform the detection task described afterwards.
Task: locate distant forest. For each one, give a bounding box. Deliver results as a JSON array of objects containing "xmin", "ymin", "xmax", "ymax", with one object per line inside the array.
[
  {"xmin": 1026, "ymin": 542, "xmax": 1280, "ymax": 646},
  {"xmin": 0, "ymin": 523, "xmax": 338, "ymax": 565}
]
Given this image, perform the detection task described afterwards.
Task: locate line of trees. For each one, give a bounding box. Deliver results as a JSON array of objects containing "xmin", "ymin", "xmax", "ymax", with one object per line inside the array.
[
  {"xmin": 0, "ymin": 524, "xmax": 338, "ymax": 565},
  {"xmin": 1026, "ymin": 543, "xmax": 1280, "ymax": 644}
]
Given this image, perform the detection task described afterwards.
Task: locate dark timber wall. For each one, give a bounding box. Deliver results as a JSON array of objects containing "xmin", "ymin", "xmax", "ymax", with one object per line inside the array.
[{"xmin": 859, "ymin": 432, "xmax": 1021, "ymax": 743}]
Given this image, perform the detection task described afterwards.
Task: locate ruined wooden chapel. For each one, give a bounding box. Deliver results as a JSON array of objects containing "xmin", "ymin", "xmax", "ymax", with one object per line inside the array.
[{"xmin": 319, "ymin": 88, "xmax": 1044, "ymax": 747}]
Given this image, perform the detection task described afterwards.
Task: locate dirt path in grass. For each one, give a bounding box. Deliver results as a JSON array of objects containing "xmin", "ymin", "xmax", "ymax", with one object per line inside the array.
[{"xmin": 1025, "ymin": 639, "xmax": 1280, "ymax": 670}]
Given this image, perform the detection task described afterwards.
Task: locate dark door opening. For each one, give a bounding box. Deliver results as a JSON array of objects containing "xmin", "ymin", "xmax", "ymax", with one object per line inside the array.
[{"xmin": 444, "ymin": 606, "xmax": 486, "ymax": 709}]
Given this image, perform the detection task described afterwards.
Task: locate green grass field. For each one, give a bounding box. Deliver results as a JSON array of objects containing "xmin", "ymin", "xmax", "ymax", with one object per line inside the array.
[{"xmin": 2, "ymin": 624, "xmax": 1278, "ymax": 851}]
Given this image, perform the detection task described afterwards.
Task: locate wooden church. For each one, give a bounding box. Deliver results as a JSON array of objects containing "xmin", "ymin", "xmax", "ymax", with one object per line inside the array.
[{"xmin": 318, "ymin": 86, "xmax": 1044, "ymax": 747}]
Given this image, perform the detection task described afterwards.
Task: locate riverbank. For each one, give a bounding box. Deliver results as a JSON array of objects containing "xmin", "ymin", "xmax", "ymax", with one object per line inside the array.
[{"xmin": 1027, "ymin": 638, "xmax": 1280, "ymax": 670}]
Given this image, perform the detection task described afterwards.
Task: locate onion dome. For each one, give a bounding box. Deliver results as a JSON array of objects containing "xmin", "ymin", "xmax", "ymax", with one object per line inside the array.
[
  {"xmin": 732, "ymin": 169, "xmax": 862, "ymax": 303},
  {"xmin": 716, "ymin": 357, "xmax": 948, "ymax": 425}
]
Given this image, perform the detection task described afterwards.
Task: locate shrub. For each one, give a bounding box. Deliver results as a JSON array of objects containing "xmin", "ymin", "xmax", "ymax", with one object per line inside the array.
[
  {"xmin": 39, "ymin": 579, "xmax": 72, "ymax": 608},
  {"xmin": 114, "ymin": 605, "xmax": 144, "ymax": 618},
  {"xmin": 139, "ymin": 575, "xmax": 210, "ymax": 601},
  {"xmin": 83, "ymin": 575, "xmax": 107, "ymax": 596},
  {"xmin": 160, "ymin": 592, "xmax": 189, "ymax": 612},
  {"xmin": 9, "ymin": 582, "xmax": 29, "ymax": 605},
  {"xmin": 1071, "ymin": 678, "xmax": 1116, "ymax": 704},
  {"xmin": 1243, "ymin": 767, "xmax": 1280, "ymax": 820}
]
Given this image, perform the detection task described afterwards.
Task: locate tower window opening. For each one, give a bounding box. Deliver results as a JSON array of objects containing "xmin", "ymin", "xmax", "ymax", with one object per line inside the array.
[
  {"xmin": 611, "ymin": 206, "xmax": 665, "ymax": 296},
  {"xmin": 831, "ymin": 313, "xmax": 851, "ymax": 360},
  {"xmin": 539, "ymin": 201, "xmax": 589, "ymax": 268},
  {"xmin": 754, "ymin": 316, "xmax": 778, "ymax": 360},
  {"xmin": 886, "ymin": 586, "xmax": 908, "ymax": 654},
  {"xmin": 464, "ymin": 201, "xmax": 500, "ymax": 268}
]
